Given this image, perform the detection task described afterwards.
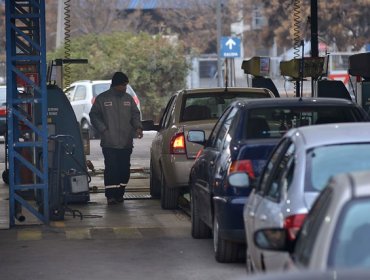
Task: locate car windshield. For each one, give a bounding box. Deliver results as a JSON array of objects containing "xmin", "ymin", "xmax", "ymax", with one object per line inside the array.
[
  {"xmin": 244, "ymin": 106, "xmax": 360, "ymax": 139},
  {"xmin": 92, "ymin": 83, "xmax": 110, "ymax": 97},
  {"xmin": 306, "ymin": 143, "xmax": 370, "ymax": 192},
  {"xmin": 181, "ymin": 91, "xmax": 267, "ymax": 122}
]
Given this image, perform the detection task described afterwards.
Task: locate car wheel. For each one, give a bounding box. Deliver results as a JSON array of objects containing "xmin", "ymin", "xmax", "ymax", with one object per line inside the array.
[
  {"xmin": 246, "ymin": 247, "xmax": 254, "ymax": 274},
  {"xmin": 2, "ymin": 169, "xmax": 8, "ymax": 184},
  {"xmin": 160, "ymin": 171, "xmax": 178, "ymax": 209},
  {"xmin": 150, "ymin": 160, "xmax": 161, "ymax": 198},
  {"xmin": 191, "ymin": 187, "xmax": 211, "ymax": 238},
  {"xmin": 213, "ymin": 217, "xmax": 240, "ymax": 263}
]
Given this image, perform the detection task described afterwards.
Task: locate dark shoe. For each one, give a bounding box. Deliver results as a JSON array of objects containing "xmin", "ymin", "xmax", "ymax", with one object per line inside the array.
[{"xmin": 107, "ymin": 198, "xmax": 118, "ymax": 205}]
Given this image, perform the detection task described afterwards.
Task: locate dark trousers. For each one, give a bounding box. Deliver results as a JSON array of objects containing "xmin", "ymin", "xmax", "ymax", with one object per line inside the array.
[{"xmin": 102, "ymin": 147, "xmax": 132, "ymax": 199}]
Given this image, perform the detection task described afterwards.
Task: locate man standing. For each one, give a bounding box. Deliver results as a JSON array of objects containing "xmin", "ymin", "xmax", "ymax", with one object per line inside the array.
[{"xmin": 89, "ymin": 72, "xmax": 143, "ymax": 205}]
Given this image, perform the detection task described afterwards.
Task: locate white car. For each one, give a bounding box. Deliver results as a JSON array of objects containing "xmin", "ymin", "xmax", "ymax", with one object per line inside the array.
[{"xmin": 64, "ymin": 80, "xmax": 140, "ymax": 138}]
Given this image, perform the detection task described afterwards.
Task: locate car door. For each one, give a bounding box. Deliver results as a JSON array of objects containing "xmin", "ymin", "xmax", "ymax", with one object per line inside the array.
[
  {"xmin": 194, "ymin": 107, "xmax": 235, "ymax": 226},
  {"xmin": 150, "ymin": 95, "xmax": 177, "ymax": 181},
  {"xmin": 245, "ymin": 138, "xmax": 291, "ymax": 271},
  {"xmin": 255, "ymin": 141, "xmax": 296, "ymax": 271}
]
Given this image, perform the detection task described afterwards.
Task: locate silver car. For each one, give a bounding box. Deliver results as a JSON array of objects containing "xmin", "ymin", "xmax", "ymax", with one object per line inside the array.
[
  {"xmin": 244, "ymin": 122, "xmax": 370, "ymax": 273},
  {"xmin": 149, "ymin": 87, "xmax": 274, "ymax": 209},
  {"xmin": 254, "ymin": 169, "xmax": 370, "ymax": 271}
]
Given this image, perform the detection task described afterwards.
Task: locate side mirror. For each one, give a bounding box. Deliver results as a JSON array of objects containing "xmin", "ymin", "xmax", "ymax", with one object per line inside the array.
[
  {"xmin": 254, "ymin": 228, "xmax": 292, "ymax": 253},
  {"xmin": 187, "ymin": 130, "xmax": 206, "ymax": 145},
  {"xmin": 227, "ymin": 172, "xmax": 250, "ymax": 189},
  {"xmin": 141, "ymin": 120, "xmax": 159, "ymax": 131}
]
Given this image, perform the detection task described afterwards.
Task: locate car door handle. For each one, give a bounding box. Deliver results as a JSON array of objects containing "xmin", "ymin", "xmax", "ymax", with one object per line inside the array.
[
  {"xmin": 258, "ymin": 214, "xmax": 267, "ymax": 221},
  {"xmin": 249, "ymin": 211, "xmax": 255, "ymax": 218}
]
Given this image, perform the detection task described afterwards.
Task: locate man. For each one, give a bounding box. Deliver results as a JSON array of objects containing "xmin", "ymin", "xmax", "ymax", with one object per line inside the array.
[{"xmin": 89, "ymin": 72, "xmax": 143, "ymax": 205}]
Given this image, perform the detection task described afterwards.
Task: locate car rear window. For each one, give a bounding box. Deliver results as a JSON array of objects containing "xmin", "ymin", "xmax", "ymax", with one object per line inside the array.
[
  {"xmin": 306, "ymin": 143, "xmax": 370, "ymax": 192},
  {"xmin": 92, "ymin": 83, "xmax": 110, "ymax": 97},
  {"xmin": 181, "ymin": 92, "xmax": 269, "ymax": 122},
  {"xmin": 244, "ymin": 106, "xmax": 362, "ymax": 139}
]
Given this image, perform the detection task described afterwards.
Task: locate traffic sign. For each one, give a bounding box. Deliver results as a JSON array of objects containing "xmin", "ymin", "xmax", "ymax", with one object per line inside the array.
[{"xmin": 221, "ymin": 37, "xmax": 241, "ymax": 58}]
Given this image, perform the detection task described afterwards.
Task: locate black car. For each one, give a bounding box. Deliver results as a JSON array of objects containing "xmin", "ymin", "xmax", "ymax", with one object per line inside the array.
[{"xmin": 188, "ymin": 97, "xmax": 369, "ymax": 263}]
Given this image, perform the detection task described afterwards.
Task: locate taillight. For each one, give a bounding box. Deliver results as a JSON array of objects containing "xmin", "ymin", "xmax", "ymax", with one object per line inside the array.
[
  {"xmin": 91, "ymin": 97, "xmax": 96, "ymax": 104},
  {"xmin": 0, "ymin": 107, "xmax": 7, "ymax": 117},
  {"xmin": 170, "ymin": 132, "xmax": 186, "ymax": 154},
  {"xmin": 228, "ymin": 160, "xmax": 255, "ymax": 180},
  {"xmin": 284, "ymin": 213, "xmax": 307, "ymax": 240}
]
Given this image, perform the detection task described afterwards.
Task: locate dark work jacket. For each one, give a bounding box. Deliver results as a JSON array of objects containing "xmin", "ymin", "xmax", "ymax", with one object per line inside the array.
[{"xmin": 89, "ymin": 87, "xmax": 142, "ymax": 149}]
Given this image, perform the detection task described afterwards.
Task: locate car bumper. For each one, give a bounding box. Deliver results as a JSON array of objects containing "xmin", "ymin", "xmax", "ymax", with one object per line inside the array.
[
  {"xmin": 213, "ymin": 196, "xmax": 246, "ymax": 243},
  {"xmin": 161, "ymin": 154, "xmax": 195, "ymax": 189}
]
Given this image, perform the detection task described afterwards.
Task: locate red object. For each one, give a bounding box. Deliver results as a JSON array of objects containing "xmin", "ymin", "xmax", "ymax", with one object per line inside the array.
[
  {"xmin": 284, "ymin": 213, "xmax": 307, "ymax": 240},
  {"xmin": 228, "ymin": 160, "xmax": 256, "ymax": 180},
  {"xmin": 170, "ymin": 132, "xmax": 186, "ymax": 154}
]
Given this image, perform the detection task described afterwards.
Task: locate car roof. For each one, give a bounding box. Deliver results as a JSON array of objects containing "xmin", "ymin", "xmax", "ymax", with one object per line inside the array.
[
  {"xmin": 331, "ymin": 170, "xmax": 370, "ymax": 198},
  {"xmin": 286, "ymin": 122, "xmax": 370, "ymax": 149},
  {"xmin": 180, "ymin": 87, "xmax": 274, "ymax": 96},
  {"xmin": 240, "ymin": 268, "xmax": 370, "ymax": 280},
  {"xmin": 70, "ymin": 80, "xmax": 111, "ymax": 85},
  {"xmin": 235, "ymin": 97, "xmax": 357, "ymax": 108}
]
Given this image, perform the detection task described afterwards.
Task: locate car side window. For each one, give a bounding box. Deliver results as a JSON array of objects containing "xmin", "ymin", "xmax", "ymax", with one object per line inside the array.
[
  {"xmin": 73, "ymin": 85, "xmax": 86, "ymax": 101},
  {"xmin": 256, "ymin": 138, "xmax": 289, "ymax": 195},
  {"xmin": 265, "ymin": 142, "xmax": 295, "ymax": 201},
  {"xmin": 208, "ymin": 107, "xmax": 232, "ymax": 148},
  {"xmin": 214, "ymin": 107, "xmax": 238, "ymax": 150},
  {"xmin": 293, "ymin": 187, "xmax": 333, "ymax": 266},
  {"xmin": 159, "ymin": 95, "xmax": 176, "ymax": 130}
]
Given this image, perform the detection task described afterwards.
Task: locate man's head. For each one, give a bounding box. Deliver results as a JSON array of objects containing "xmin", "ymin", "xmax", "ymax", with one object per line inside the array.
[{"xmin": 111, "ymin": 72, "xmax": 129, "ymax": 89}]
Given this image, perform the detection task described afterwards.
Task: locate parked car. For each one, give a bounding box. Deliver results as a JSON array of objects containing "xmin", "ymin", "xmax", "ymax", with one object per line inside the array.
[
  {"xmin": 244, "ymin": 122, "xmax": 370, "ymax": 273},
  {"xmin": 187, "ymin": 97, "xmax": 369, "ymax": 263},
  {"xmin": 64, "ymin": 80, "xmax": 141, "ymax": 138},
  {"xmin": 233, "ymin": 269, "xmax": 370, "ymax": 280},
  {"xmin": 148, "ymin": 87, "xmax": 275, "ymax": 209},
  {"xmin": 253, "ymin": 169, "xmax": 370, "ymax": 271},
  {"xmin": 0, "ymin": 85, "xmax": 7, "ymax": 136}
]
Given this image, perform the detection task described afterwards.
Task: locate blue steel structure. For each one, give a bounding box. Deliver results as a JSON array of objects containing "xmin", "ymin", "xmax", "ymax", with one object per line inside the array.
[{"xmin": 5, "ymin": 0, "xmax": 49, "ymax": 225}]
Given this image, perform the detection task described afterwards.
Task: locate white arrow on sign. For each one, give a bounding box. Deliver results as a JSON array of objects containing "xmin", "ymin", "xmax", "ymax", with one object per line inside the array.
[{"xmin": 225, "ymin": 38, "xmax": 236, "ymax": 50}]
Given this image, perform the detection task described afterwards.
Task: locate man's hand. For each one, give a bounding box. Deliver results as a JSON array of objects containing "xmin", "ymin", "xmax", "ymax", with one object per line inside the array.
[{"xmin": 136, "ymin": 128, "xmax": 143, "ymax": 139}]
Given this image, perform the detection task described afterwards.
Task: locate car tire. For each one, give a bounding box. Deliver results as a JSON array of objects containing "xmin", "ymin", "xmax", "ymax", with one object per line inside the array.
[
  {"xmin": 160, "ymin": 171, "xmax": 178, "ymax": 209},
  {"xmin": 150, "ymin": 160, "xmax": 161, "ymax": 198},
  {"xmin": 191, "ymin": 187, "xmax": 211, "ymax": 239},
  {"xmin": 213, "ymin": 217, "xmax": 240, "ymax": 263},
  {"xmin": 2, "ymin": 169, "xmax": 8, "ymax": 185}
]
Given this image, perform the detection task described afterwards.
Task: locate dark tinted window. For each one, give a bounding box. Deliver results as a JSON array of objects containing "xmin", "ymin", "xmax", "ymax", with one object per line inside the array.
[{"xmin": 245, "ymin": 106, "xmax": 361, "ymax": 139}]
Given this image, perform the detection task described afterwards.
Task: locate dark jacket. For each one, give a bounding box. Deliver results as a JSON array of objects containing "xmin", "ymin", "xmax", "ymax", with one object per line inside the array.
[{"xmin": 89, "ymin": 87, "xmax": 142, "ymax": 149}]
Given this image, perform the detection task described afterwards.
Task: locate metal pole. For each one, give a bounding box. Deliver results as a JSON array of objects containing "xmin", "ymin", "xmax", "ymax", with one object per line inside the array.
[
  {"xmin": 216, "ymin": 0, "xmax": 223, "ymax": 87},
  {"xmin": 311, "ymin": 0, "xmax": 318, "ymax": 97}
]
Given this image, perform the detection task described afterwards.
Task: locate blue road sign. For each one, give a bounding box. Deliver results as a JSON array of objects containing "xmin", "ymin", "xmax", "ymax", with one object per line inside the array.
[{"xmin": 221, "ymin": 37, "xmax": 241, "ymax": 58}]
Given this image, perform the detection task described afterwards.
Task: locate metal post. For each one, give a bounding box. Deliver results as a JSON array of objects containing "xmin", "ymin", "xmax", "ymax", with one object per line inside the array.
[{"xmin": 216, "ymin": 0, "xmax": 223, "ymax": 87}]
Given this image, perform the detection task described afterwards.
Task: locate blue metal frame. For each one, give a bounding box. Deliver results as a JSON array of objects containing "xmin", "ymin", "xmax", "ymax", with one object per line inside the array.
[{"xmin": 5, "ymin": 0, "xmax": 49, "ymax": 225}]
